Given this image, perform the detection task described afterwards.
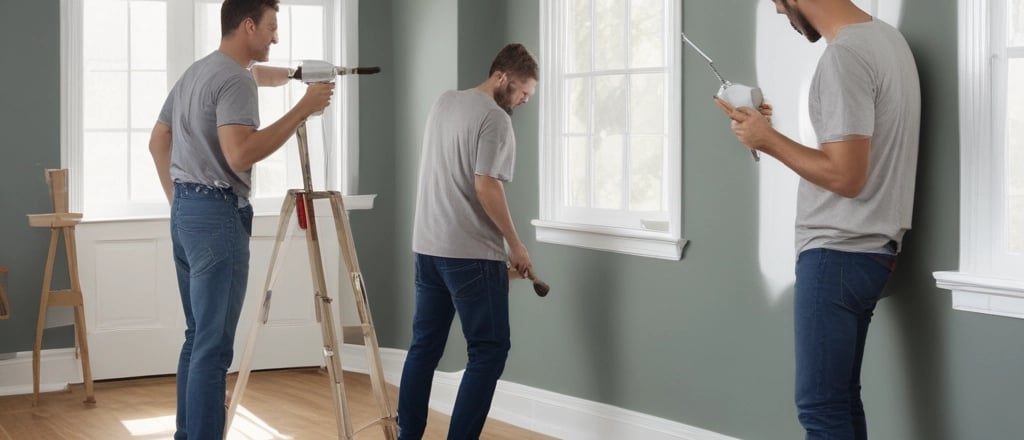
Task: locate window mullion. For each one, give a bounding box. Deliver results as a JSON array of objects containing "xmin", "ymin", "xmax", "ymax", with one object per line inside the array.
[
  {"xmin": 167, "ymin": 0, "xmax": 193, "ymax": 86},
  {"xmin": 623, "ymin": 0, "xmax": 632, "ymax": 213},
  {"xmin": 125, "ymin": 1, "xmax": 134, "ymax": 204}
]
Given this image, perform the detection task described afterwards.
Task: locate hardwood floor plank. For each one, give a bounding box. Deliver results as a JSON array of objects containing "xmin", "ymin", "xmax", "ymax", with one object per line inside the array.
[{"xmin": 0, "ymin": 368, "xmax": 559, "ymax": 439}]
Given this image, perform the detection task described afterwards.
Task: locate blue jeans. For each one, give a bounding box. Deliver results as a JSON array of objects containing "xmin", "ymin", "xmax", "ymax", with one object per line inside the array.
[
  {"xmin": 794, "ymin": 247, "xmax": 896, "ymax": 440},
  {"xmin": 170, "ymin": 183, "xmax": 252, "ymax": 440},
  {"xmin": 398, "ymin": 254, "xmax": 511, "ymax": 440}
]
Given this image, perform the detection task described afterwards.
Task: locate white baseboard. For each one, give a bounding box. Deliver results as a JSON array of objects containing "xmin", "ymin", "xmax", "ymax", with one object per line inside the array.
[
  {"xmin": 339, "ymin": 345, "xmax": 740, "ymax": 440},
  {"xmin": 3, "ymin": 346, "xmax": 740, "ymax": 439},
  {"xmin": 0, "ymin": 349, "xmax": 83, "ymax": 397}
]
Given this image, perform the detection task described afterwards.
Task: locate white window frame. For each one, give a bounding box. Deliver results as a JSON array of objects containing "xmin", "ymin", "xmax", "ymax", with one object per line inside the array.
[
  {"xmin": 934, "ymin": 0, "xmax": 1024, "ymax": 318},
  {"xmin": 534, "ymin": 0, "xmax": 686, "ymax": 260},
  {"xmin": 60, "ymin": 0, "xmax": 362, "ymax": 221}
]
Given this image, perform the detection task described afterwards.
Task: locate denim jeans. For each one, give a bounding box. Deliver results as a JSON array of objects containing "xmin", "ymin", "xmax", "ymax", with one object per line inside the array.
[
  {"xmin": 170, "ymin": 182, "xmax": 253, "ymax": 440},
  {"xmin": 398, "ymin": 253, "xmax": 511, "ymax": 440},
  {"xmin": 794, "ymin": 247, "xmax": 896, "ymax": 440}
]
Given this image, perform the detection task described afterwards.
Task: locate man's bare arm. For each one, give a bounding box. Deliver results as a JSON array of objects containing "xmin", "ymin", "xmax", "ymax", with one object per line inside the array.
[
  {"xmin": 148, "ymin": 121, "xmax": 174, "ymax": 204},
  {"xmin": 219, "ymin": 82, "xmax": 335, "ymax": 172},
  {"xmin": 715, "ymin": 97, "xmax": 870, "ymax": 198},
  {"xmin": 251, "ymin": 65, "xmax": 292, "ymax": 87},
  {"xmin": 475, "ymin": 175, "xmax": 533, "ymax": 276}
]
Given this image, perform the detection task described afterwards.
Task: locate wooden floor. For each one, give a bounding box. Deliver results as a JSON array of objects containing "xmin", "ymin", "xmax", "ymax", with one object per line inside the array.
[{"xmin": 0, "ymin": 368, "xmax": 558, "ymax": 440}]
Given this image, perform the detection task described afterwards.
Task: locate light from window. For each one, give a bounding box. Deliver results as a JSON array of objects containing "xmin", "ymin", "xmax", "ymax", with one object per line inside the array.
[
  {"xmin": 563, "ymin": 0, "xmax": 667, "ymax": 222},
  {"xmin": 537, "ymin": 0, "xmax": 682, "ymax": 259},
  {"xmin": 933, "ymin": 0, "xmax": 1024, "ymax": 319},
  {"xmin": 1008, "ymin": 57, "xmax": 1024, "ymax": 253},
  {"xmin": 82, "ymin": 0, "xmax": 168, "ymax": 217},
  {"xmin": 71, "ymin": 0, "xmax": 341, "ymax": 219},
  {"xmin": 1001, "ymin": 0, "xmax": 1024, "ymax": 259}
]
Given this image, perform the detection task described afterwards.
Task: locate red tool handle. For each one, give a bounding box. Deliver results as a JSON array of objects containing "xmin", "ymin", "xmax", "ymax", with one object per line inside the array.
[{"xmin": 296, "ymin": 196, "xmax": 308, "ymax": 230}]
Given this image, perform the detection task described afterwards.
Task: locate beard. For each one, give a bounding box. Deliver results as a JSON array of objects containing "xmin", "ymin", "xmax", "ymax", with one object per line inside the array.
[
  {"xmin": 783, "ymin": 3, "xmax": 822, "ymax": 43},
  {"xmin": 493, "ymin": 81, "xmax": 518, "ymax": 115}
]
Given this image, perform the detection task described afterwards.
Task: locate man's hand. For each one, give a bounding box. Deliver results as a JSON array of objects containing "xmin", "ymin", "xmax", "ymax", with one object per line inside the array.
[
  {"xmin": 508, "ymin": 241, "xmax": 533, "ymax": 280},
  {"xmin": 714, "ymin": 97, "xmax": 775, "ymax": 150},
  {"xmin": 298, "ymin": 82, "xmax": 335, "ymax": 117}
]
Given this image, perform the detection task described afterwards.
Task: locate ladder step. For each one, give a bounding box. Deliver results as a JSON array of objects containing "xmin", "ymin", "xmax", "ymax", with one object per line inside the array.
[{"xmin": 46, "ymin": 289, "xmax": 83, "ymax": 307}]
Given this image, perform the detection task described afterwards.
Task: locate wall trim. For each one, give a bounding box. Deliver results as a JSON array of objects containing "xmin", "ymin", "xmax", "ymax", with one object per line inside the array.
[
  {"xmin": 934, "ymin": 271, "xmax": 1024, "ymax": 319},
  {"xmin": 339, "ymin": 345, "xmax": 740, "ymax": 440},
  {"xmin": 532, "ymin": 219, "xmax": 688, "ymax": 261},
  {"xmin": 3, "ymin": 346, "xmax": 740, "ymax": 439},
  {"xmin": 0, "ymin": 349, "xmax": 82, "ymax": 397}
]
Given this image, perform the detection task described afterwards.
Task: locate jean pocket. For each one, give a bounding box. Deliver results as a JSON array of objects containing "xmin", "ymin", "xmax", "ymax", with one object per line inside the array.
[
  {"xmin": 440, "ymin": 260, "xmax": 484, "ymax": 300},
  {"xmin": 840, "ymin": 254, "xmax": 894, "ymax": 310},
  {"xmin": 175, "ymin": 214, "xmax": 232, "ymax": 278}
]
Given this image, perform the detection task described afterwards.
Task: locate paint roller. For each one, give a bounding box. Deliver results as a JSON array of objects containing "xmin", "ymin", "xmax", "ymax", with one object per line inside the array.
[{"xmin": 681, "ymin": 33, "xmax": 763, "ymax": 162}]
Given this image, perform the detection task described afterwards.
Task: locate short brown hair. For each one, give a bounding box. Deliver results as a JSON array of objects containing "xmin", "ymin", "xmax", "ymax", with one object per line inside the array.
[
  {"xmin": 221, "ymin": 0, "xmax": 280, "ymax": 37},
  {"xmin": 488, "ymin": 43, "xmax": 539, "ymax": 81}
]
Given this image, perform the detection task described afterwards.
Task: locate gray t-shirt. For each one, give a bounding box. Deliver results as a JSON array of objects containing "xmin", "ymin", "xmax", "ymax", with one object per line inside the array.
[
  {"xmin": 412, "ymin": 89, "xmax": 516, "ymax": 261},
  {"xmin": 796, "ymin": 19, "xmax": 921, "ymax": 254},
  {"xmin": 158, "ymin": 50, "xmax": 260, "ymax": 200}
]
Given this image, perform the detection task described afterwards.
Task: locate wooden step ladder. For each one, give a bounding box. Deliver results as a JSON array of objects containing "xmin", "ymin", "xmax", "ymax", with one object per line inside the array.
[
  {"xmin": 26, "ymin": 169, "xmax": 95, "ymax": 405},
  {"xmin": 224, "ymin": 121, "xmax": 397, "ymax": 439}
]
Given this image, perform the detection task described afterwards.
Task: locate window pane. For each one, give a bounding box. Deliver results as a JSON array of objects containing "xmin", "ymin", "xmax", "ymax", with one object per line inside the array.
[
  {"xmin": 195, "ymin": 3, "xmax": 221, "ymax": 57},
  {"xmin": 630, "ymin": 73, "xmax": 665, "ymax": 134},
  {"xmin": 131, "ymin": 72, "xmax": 167, "ymax": 129},
  {"xmin": 630, "ymin": 0, "xmax": 664, "ymax": 68},
  {"xmin": 566, "ymin": 78, "xmax": 590, "ymax": 134},
  {"xmin": 130, "ymin": 132, "xmax": 164, "ymax": 203},
  {"xmin": 1011, "ymin": 196, "xmax": 1024, "ymax": 253},
  {"xmin": 568, "ymin": 0, "xmax": 592, "ymax": 73},
  {"xmin": 1011, "ymin": 0, "xmax": 1024, "ymax": 46},
  {"xmin": 130, "ymin": 1, "xmax": 167, "ymax": 70},
  {"xmin": 594, "ymin": 0, "xmax": 626, "ymax": 70},
  {"xmin": 566, "ymin": 136, "xmax": 590, "ymax": 207},
  {"xmin": 288, "ymin": 6, "xmax": 325, "ymax": 61},
  {"xmin": 594, "ymin": 75, "xmax": 627, "ymax": 134},
  {"xmin": 630, "ymin": 136, "xmax": 663, "ymax": 211},
  {"xmin": 84, "ymin": 0, "xmax": 129, "ymax": 71},
  {"xmin": 83, "ymin": 132, "xmax": 129, "ymax": 212},
  {"xmin": 252, "ymin": 151, "xmax": 288, "ymax": 198},
  {"xmin": 1008, "ymin": 58, "xmax": 1024, "ymax": 252},
  {"xmin": 84, "ymin": 72, "xmax": 129, "ymax": 129},
  {"xmin": 594, "ymin": 134, "xmax": 624, "ymax": 209}
]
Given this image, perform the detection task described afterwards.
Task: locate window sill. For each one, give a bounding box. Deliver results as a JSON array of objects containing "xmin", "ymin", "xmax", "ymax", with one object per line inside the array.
[
  {"xmin": 933, "ymin": 271, "xmax": 1024, "ymax": 319},
  {"xmin": 79, "ymin": 194, "xmax": 377, "ymax": 224},
  {"xmin": 531, "ymin": 219, "xmax": 687, "ymax": 260}
]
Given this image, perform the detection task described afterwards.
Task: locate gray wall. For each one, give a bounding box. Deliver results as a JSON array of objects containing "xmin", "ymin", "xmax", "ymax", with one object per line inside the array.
[
  {"xmin": 4, "ymin": 0, "xmax": 1024, "ymax": 439},
  {"xmin": 358, "ymin": 1, "xmax": 1024, "ymax": 439},
  {"xmin": 0, "ymin": 0, "xmax": 77, "ymax": 354}
]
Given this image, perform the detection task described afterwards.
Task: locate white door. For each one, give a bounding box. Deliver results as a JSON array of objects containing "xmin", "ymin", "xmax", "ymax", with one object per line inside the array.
[{"xmin": 76, "ymin": 198, "xmax": 366, "ymax": 380}]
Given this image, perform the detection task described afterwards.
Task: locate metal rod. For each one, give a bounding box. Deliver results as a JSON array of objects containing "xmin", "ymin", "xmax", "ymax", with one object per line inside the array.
[{"xmin": 681, "ymin": 33, "xmax": 729, "ymax": 85}]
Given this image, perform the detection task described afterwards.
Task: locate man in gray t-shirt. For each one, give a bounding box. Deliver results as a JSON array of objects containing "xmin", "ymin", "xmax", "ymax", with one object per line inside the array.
[
  {"xmin": 147, "ymin": 1, "xmax": 332, "ymax": 438},
  {"xmin": 717, "ymin": 1, "xmax": 920, "ymax": 439},
  {"xmin": 398, "ymin": 44, "xmax": 538, "ymax": 440}
]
